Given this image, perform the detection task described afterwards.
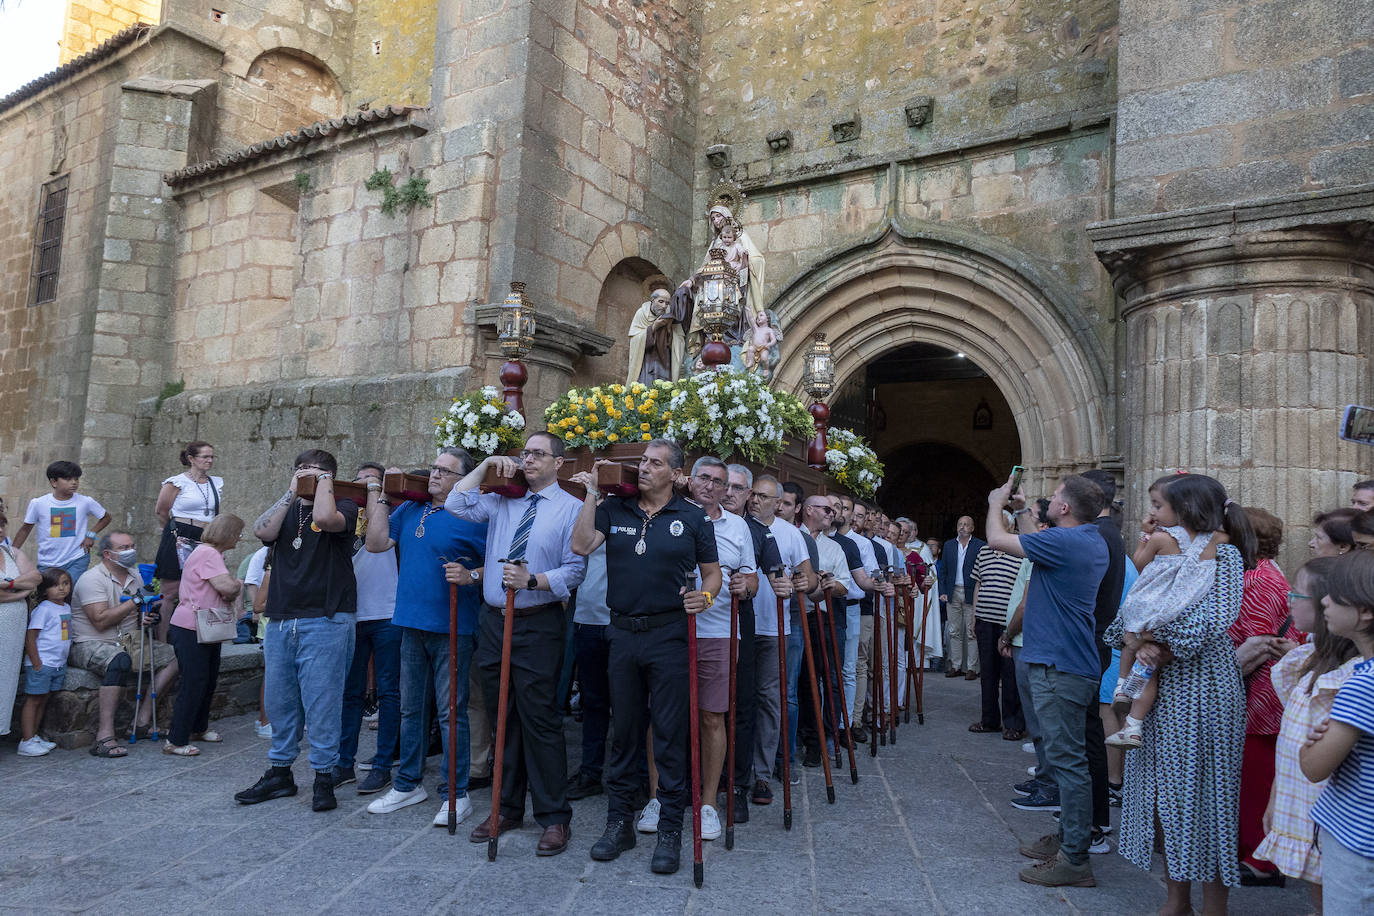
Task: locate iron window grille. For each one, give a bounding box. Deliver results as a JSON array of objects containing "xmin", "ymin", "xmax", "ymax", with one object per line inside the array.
[{"xmin": 30, "ymin": 174, "xmax": 69, "ymax": 305}]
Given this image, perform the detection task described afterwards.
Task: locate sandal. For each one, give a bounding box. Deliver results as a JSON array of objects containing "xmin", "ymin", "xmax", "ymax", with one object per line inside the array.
[
  {"xmin": 192, "ymin": 731, "xmax": 223, "ymax": 743},
  {"xmin": 163, "ymin": 741, "xmax": 200, "ymax": 757},
  {"xmin": 89, "ymin": 736, "xmax": 129, "ymax": 758},
  {"xmin": 1105, "ymin": 728, "xmax": 1143, "ymax": 749}
]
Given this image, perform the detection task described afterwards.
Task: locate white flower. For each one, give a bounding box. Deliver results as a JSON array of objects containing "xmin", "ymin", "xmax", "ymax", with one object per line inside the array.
[
  {"xmin": 848, "ymin": 446, "xmax": 865, "ymax": 459},
  {"xmin": 739, "ymin": 426, "xmax": 755, "ymax": 441},
  {"xmin": 461, "ymin": 433, "xmax": 477, "ymax": 449},
  {"xmin": 481, "ymin": 403, "xmax": 500, "ymax": 417},
  {"xmin": 481, "ymin": 386, "xmax": 499, "ymax": 399},
  {"xmin": 507, "ymin": 412, "xmax": 525, "ymax": 429}
]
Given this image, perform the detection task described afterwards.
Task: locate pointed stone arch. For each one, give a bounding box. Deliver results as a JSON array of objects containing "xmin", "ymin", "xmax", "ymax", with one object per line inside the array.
[{"xmin": 770, "ymin": 225, "xmax": 1113, "ymax": 480}]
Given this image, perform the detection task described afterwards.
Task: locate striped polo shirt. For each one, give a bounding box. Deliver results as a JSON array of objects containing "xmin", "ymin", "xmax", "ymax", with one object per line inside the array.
[
  {"xmin": 1311, "ymin": 656, "xmax": 1374, "ymax": 858},
  {"xmin": 970, "ymin": 546, "xmax": 1023, "ymax": 624}
]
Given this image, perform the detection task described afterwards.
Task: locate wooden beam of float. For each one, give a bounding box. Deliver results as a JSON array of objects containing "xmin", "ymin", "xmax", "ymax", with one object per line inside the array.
[{"xmin": 296, "ymin": 471, "xmax": 432, "ymax": 504}]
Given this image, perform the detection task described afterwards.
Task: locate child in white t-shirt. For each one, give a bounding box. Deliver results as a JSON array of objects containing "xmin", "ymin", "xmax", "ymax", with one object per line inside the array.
[
  {"xmin": 13, "ymin": 460, "xmax": 109, "ymax": 580},
  {"xmin": 18, "ymin": 569, "xmax": 73, "ymax": 757}
]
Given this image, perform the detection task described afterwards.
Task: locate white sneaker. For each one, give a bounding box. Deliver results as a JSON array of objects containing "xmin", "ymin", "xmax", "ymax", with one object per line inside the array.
[
  {"xmin": 35, "ymin": 736, "xmax": 57, "ymax": 751},
  {"xmin": 254, "ymin": 721, "xmax": 273, "ymax": 739},
  {"xmin": 636, "ymin": 798, "xmax": 661, "ymax": 833},
  {"xmin": 432, "ymin": 795, "xmax": 473, "ymax": 827},
  {"xmin": 699, "ymin": 804, "xmax": 721, "ymax": 841},
  {"xmin": 367, "ymin": 785, "xmax": 429, "ymax": 814},
  {"xmin": 1027, "ymin": 765, "xmax": 1037, "ymax": 776},
  {"xmin": 17, "ymin": 737, "xmax": 52, "ymax": 757}
]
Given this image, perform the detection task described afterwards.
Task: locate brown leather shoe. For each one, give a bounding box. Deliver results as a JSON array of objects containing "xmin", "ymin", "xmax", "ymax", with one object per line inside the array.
[
  {"xmin": 536, "ymin": 823, "xmax": 571, "ymax": 856},
  {"xmin": 944, "ymin": 669, "xmax": 962, "ymax": 678},
  {"xmin": 965, "ymin": 670, "xmax": 979, "ymax": 680},
  {"xmin": 469, "ymin": 814, "xmax": 524, "ymax": 843}
]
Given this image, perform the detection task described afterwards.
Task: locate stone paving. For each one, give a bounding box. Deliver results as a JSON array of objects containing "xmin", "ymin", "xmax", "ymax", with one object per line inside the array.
[{"xmin": 1, "ymin": 675, "xmax": 1312, "ymax": 915}]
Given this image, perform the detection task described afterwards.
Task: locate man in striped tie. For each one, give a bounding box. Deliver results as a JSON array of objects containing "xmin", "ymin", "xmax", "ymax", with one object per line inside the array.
[{"xmin": 446, "ymin": 432, "xmax": 587, "ymax": 857}]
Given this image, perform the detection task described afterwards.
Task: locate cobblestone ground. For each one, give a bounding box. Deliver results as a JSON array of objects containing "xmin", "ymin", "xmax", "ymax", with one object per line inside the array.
[{"xmin": 1, "ymin": 675, "xmax": 1312, "ymax": 915}]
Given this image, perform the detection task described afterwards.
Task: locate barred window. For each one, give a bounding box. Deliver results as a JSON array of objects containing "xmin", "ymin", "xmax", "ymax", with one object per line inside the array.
[{"xmin": 30, "ymin": 175, "xmax": 69, "ymax": 305}]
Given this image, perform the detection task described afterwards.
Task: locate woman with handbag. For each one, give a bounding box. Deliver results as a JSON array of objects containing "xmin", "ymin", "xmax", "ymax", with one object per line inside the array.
[
  {"xmin": 164, "ymin": 514, "xmax": 244, "ymax": 757},
  {"xmin": 154, "ymin": 442, "xmax": 224, "ymax": 640}
]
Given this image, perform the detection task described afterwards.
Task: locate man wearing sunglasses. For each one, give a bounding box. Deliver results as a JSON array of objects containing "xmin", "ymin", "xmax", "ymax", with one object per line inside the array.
[
  {"xmin": 361, "ymin": 447, "xmax": 488, "ymax": 829},
  {"xmin": 447, "ymin": 431, "xmax": 587, "ymax": 857}
]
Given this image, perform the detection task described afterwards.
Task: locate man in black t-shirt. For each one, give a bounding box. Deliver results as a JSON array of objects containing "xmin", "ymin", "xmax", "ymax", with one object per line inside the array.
[
  {"xmin": 572, "ymin": 440, "xmax": 721, "ymax": 876},
  {"xmin": 235, "ymin": 449, "xmax": 360, "ymax": 813}
]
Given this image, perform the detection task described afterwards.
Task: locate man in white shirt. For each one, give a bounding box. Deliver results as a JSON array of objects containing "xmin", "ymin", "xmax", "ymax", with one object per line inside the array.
[
  {"xmin": 938, "ymin": 516, "xmax": 986, "ymax": 679},
  {"xmin": 749, "ymin": 475, "xmax": 813, "ymax": 802},
  {"xmin": 799, "ymin": 496, "xmax": 857, "ymax": 756}
]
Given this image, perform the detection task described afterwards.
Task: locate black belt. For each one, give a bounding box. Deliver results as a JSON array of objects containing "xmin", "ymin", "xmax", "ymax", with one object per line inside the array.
[
  {"xmin": 485, "ymin": 601, "xmax": 562, "ymax": 619},
  {"xmin": 609, "ymin": 610, "xmax": 683, "ymax": 632},
  {"xmin": 846, "ymin": 600, "xmax": 861, "ymax": 608}
]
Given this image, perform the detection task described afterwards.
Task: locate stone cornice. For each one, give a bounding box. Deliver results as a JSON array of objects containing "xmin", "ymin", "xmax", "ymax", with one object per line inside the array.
[
  {"xmin": 1087, "ymin": 184, "xmax": 1374, "ymax": 303},
  {"xmin": 471, "ymin": 304, "xmax": 614, "ymax": 362}
]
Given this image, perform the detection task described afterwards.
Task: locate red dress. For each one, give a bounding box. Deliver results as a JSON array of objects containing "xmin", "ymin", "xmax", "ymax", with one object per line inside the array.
[{"xmin": 1230, "ymin": 557, "xmax": 1304, "ymax": 870}]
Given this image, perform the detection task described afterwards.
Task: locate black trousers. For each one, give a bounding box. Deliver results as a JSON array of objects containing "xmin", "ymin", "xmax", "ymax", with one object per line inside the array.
[
  {"xmin": 167, "ymin": 624, "xmax": 221, "ymax": 746},
  {"xmin": 730, "ymin": 603, "xmax": 757, "ymax": 788},
  {"xmin": 573, "ymin": 623, "xmax": 611, "ymax": 780},
  {"xmin": 477, "ymin": 604, "xmax": 571, "ymax": 827},
  {"xmin": 974, "ymin": 619, "xmax": 1023, "ymax": 730},
  {"xmin": 605, "ymin": 617, "xmax": 689, "ymax": 833},
  {"xmin": 1086, "ymin": 642, "xmax": 1111, "ymax": 829}
]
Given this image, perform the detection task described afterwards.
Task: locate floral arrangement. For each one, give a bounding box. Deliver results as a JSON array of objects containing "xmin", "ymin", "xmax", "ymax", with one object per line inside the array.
[
  {"xmin": 825, "ymin": 427, "xmax": 884, "ymax": 498},
  {"xmin": 434, "ymin": 385, "xmax": 526, "ymax": 458},
  {"xmin": 663, "ymin": 368, "xmax": 813, "ymax": 463},
  {"xmin": 543, "ymin": 380, "xmax": 675, "ymax": 448}
]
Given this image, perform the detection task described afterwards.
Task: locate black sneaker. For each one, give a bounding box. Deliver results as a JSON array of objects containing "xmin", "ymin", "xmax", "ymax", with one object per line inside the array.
[
  {"xmin": 589, "ymin": 820, "xmax": 636, "ymax": 861},
  {"xmin": 312, "ymin": 770, "xmax": 337, "ymax": 812},
  {"xmin": 733, "ymin": 785, "xmax": 750, "ymax": 824},
  {"xmin": 803, "ymin": 745, "xmax": 822, "ymax": 768},
  {"xmin": 1010, "ymin": 787, "xmax": 1061, "ymax": 812},
  {"xmin": 751, "ymin": 779, "xmax": 773, "ymax": 805},
  {"xmin": 235, "ymin": 766, "xmax": 297, "ymax": 805},
  {"xmin": 650, "ymin": 830, "xmax": 681, "ymax": 874},
  {"xmin": 566, "ymin": 771, "xmax": 604, "ymax": 800},
  {"xmin": 851, "ymin": 724, "xmax": 869, "ymax": 744},
  {"xmin": 1013, "ymin": 777, "xmax": 1046, "ymax": 797},
  {"xmin": 331, "ymin": 766, "xmax": 357, "ymax": 788},
  {"xmin": 357, "ymin": 768, "xmax": 391, "ymax": 795},
  {"xmin": 468, "ymin": 772, "xmax": 492, "ymax": 790}
]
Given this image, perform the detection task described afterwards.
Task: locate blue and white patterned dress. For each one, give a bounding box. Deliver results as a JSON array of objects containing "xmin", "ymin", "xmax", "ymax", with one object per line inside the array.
[{"xmin": 1106, "ymin": 543, "xmax": 1246, "ymax": 886}]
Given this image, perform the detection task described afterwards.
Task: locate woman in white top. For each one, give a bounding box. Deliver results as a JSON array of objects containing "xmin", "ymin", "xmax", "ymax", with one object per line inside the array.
[
  {"xmin": 153, "ymin": 441, "xmax": 224, "ymax": 638},
  {"xmin": 0, "ymin": 508, "xmax": 43, "ymax": 736}
]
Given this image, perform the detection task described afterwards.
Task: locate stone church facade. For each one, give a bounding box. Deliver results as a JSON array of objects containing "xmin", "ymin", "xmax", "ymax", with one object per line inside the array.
[{"xmin": 0, "ymin": 0, "xmax": 1370, "ymax": 571}]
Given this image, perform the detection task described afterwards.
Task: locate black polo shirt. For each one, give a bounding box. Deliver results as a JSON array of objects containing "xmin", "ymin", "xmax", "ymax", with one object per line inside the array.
[{"xmin": 596, "ymin": 492, "xmax": 718, "ymax": 616}]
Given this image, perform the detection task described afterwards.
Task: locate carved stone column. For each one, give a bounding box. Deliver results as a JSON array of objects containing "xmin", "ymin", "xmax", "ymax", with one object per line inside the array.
[{"xmin": 1090, "ymin": 186, "xmax": 1374, "ymax": 571}]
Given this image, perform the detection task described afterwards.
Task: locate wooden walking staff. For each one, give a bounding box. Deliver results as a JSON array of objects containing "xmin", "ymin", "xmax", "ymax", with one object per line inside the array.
[
  {"xmin": 446, "ymin": 582, "xmax": 460, "ymax": 835},
  {"xmin": 771, "ymin": 564, "xmax": 793, "ymax": 830},
  {"xmin": 810, "ymin": 584, "xmax": 842, "ymax": 770},
  {"xmin": 724, "ymin": 566, "xmax": 749, "ymax": 852},
  {"xmin": 902, "ymin": 583, "xmax": 917, "ymax": 725},
  {"xmin": 886, "ymin": 580, "xmax": 899, "ymax": 746},
  {"xmin": 796, "ymin": 592, "xmax": 836, "ymax": 804},
  {"xmin": 823, "ymin": 593, "xmax": 860, "ymax": 784},
  {"xmin": 486, "ymin": 558, "xmax": 522, "ymax": 862},
  {"xmin": 686, "ymin": 574, "xmax": 704, "ymax": 888},
  {"xmin": 870, "ymin": 579, "xmax": 885, "ymax": 755},
  {"xmin": 915, "ymin": 585, "xmax": 931, "ymax": 725}
]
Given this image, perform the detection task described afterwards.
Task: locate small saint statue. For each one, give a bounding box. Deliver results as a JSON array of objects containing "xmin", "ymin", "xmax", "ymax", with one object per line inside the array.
[{"xmin": 626, "ymin": 276, "xmax": 686, "ymax": 384}]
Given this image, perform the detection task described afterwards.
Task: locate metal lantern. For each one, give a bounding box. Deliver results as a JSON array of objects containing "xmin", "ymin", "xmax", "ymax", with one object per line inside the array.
[
  {"xmin": 693, "ymin": 248, "xmax": 741, "ymax": 368},
  {"xmin": 498, "ymin": 281, "xmax": 536, "ymax": 358},
  {"xmin": 802, "ymin": 333, "xmax": 835, "ymax": 400}
]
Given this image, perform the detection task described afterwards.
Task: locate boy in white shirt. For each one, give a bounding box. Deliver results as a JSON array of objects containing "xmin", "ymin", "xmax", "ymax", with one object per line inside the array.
[{"xmin": 14, "ymin": 461, "xmax": 109, "ymax": 580}]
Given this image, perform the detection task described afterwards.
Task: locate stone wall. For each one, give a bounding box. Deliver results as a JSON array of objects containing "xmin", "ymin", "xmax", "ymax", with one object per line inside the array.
[
  {"xmin": 1113, "ymin": 0, "xmax": 1374, "ymax": 216},
  {"xmin": 130, "ymin": 367, "xmax": 475, "ymax": 555},
  {"xmin": 349, "ymin": 0, "xmax": 437, "ymax": 109},
  {"xmin": 60, "ymin": 0, "xmax": 162, "ymax": 63}
]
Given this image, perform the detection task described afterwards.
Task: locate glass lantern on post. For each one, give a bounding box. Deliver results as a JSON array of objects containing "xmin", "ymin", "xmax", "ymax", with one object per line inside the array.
[
  {"xmin": 498, "ymin": 281, "xmax": 536, "ymax": 416},
  {"xmin": 802, "ymin": 333, "xmax": 835, "ymax": 468},
  {"xmin": 693, "ymin": 248, "xmax": 742, "ymax": 370}
]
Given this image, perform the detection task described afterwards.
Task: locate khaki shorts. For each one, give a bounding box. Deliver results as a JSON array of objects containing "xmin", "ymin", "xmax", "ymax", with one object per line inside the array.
[
  {"xmin": 696, "ymin": 637, "xmax": 732, "ymax": 713},
  {"xmin": 70, "ymin": 637, "xmax": 174, "ymax": 678}
]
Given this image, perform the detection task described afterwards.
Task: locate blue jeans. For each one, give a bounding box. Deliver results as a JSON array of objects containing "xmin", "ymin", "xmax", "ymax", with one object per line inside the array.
[
  {"xmin": 395, "ymin": 627, "xmax": 473, "ymax": 800},
  {"xmin": 339, "ymin": 618, "xmax": 402, "ymax": 770},
  {"xmin": 44, "ymin": 553, "xmax": 90, "ymax": 581},
  {"xmin": 264, "ymin": 614, "xmax": 356, "ymax": 772},
  {"xmin": 779, "ymin": 607, "xmax": 804, "ymax": 768},
  {"xmin": 1013, "ymin": 646, "xmax": 1051, "ymax": 782},
  {"xmin": 1028, "ymin": 663, "xmax": 1098, "ymax": 865},
  {"xmin": 843, "ymin": 604, "xmax": 860, "ymax": 724}
]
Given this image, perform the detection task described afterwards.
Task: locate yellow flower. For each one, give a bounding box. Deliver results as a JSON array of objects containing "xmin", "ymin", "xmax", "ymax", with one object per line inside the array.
[
  {"xmin": 661, "ymin": 410, "xmax": 672, "ymax": 419},
  {"xmin": 574, "ymin": 425, "xmax": 585, "ymax": 434},
  {"xmin": 608, "ymin": 433, "xmax": 619, "ymax": 442},
  {"xmin": 610, "ymin": 384, "xmax": 624, "ymax": 395},
  {"xmin": 640, "ymin": 423, "xmax": 650, "ymax": 431},
  {"xmin": 642, "ymin": 433, "xmax": 652, "ymax": 440},
  {"xmin": 564, "ymin": 432, "xmax": 574, "ymax": 440},
  {"xmin": 583, "ymin": 398, "xmax": 595, "ymax": 410},
  {"xmin": 625, "ymin": 397, "xmax": 635, "ymax": 409},
  {"xmin": 587, "ymin": 413, "xmax": 598, "ymax": 423}
]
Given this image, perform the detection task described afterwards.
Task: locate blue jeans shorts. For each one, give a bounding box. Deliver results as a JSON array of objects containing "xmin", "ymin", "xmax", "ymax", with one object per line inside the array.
[{"xmin": 23, "ymin": 664, "xmax": 67, "ymax": 695}]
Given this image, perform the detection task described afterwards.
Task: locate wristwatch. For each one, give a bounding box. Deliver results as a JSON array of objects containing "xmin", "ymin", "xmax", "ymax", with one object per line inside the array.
[
  {"xmin": 526, "ymin": 574, "xmax": 538, "ymax": 590},
  {"xmin": 472, "ymin": 568, "xmax": 481, "ymax": 583},
  {"xmin": 317, "ymin": 473, "xmax": 333, "ymax": 481}
]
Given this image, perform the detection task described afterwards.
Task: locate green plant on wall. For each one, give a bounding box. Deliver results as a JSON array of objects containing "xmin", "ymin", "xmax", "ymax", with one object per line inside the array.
[
  {"xmin": 155, "ymin": 378, "xmax": 185, "ymax": 412},
  {"xmin": 293, "ymin": 170, "xmax": 313, "ymax": 193},
  {"xmin": 366, "ymin": 167, "xmax": 434, "ymax": 216}
]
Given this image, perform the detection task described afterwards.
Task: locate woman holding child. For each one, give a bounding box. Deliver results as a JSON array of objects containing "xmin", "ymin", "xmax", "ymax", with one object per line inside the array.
[{"xmin": 1105, "ymin": 473, "xmax": 1256, "ymax": 916}]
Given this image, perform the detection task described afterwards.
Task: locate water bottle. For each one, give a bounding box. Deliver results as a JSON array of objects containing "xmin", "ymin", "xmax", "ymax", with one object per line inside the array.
[{"xmin": 1122, "ymin": 660, "xmax": 1155, "ymax": 699}]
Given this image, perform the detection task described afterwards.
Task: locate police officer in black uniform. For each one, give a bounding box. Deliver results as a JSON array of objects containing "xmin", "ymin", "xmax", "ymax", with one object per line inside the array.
[{"xmin": 571, "ymin": 439, "xmax": 721, "ymax": 876}]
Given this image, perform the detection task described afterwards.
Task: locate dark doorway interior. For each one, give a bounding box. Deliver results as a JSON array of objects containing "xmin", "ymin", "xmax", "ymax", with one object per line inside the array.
[{"xmin": 880, "ymin": 441, "xmax": 1000, "ymax": 546}]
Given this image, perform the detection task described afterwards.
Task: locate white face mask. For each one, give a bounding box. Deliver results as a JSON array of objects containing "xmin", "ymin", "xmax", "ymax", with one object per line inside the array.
[{"xmin": 110, "ymin": 548, "xmax": 138, "ymax": 570}]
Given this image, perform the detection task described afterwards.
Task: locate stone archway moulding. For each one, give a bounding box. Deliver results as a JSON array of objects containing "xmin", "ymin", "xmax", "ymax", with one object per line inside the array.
[{"xmin": 770, "ymin": 224, "xmax": 1111, "ymax": 476}]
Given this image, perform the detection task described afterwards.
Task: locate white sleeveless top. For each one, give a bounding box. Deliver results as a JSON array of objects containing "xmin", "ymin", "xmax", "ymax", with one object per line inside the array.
[
  {"xmin": 1117, "ymin": 526, "xmax": 1218, "ymax": 633},
  {"xmin": 163, "ymin": 474, "xmax": 224, "ymax": 521}
]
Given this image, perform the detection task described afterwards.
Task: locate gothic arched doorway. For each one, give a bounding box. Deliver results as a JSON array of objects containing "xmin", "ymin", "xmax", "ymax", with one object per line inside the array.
[{"xmin": 771, "ymin": 224, "xmax": 1112, "ymax": 530}]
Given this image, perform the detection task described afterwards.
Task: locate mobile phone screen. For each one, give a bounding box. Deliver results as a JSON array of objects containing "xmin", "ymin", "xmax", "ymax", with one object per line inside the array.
[
  {"xmin": 1010, "ymin": 465, "xmax": 1025, "ymax": 493},
  {"xmin": 1340, "ymin": 405, "xmax": 1374, "ymax": 445}
]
